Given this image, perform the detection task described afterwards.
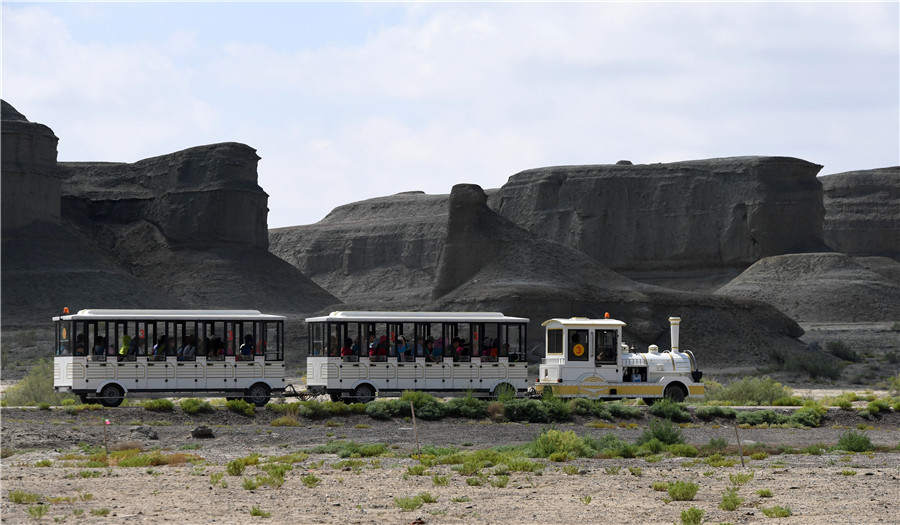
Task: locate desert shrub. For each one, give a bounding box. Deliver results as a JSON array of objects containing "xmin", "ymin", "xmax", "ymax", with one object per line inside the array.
[
  {"xmin": 311, "ymin": 440, "xmax": 388, "ymax": 458},
  {"xmin": 827, "ymin": 341, "xmax": 861, "ymax": 362},
  {"xmin": 695, "ymin": 405, "xmax": 736, "ymax": 421},
  {"xmin": 445, "ymin": 395, "xmax": 487, "ymax": 419},
  {"xmin": 593, "ymin": 433, "xmax": 637, "ymax": 458},
  {"xmin": 760, "ymin": 505, "xmax": 792, "ymax": 518},
  {"xmin": 668, "ymin": 481, "xmax": 699, "ymax": 501},
  {"xmin": 567, "ymin": 397, "xmax": 600, "ymax": 417},
  {"xmin": 705, "ymin": 436, "xmax": 729, "ymax": 451},
  {"xmin": 225, "ymin": 399, "xmax": 255, "ymax": 417},
  {"xmin": 606, "ymin": 402, "xmax": 642, "ymax": 419},
  {"xmin": 681, "ymin": 507, "xmax": 704, "ymax": 525},
  {"xmin": 789, "ymin": 402, "xmax": 826, "ymax": 427},
  {"xmin": 271, "ymin": 416, "xmax": 300, "ymax": 427},
  {"xmin": 503, "ymin": 399, "xmax": 550, "ymax": 423},
  {"xmin": 836, "ymin": 430, "xmax": 873, "ymax": 452},
  {"xmin": 772, "ymin": 396, "xmax": 804, "ymax": 406},
  {"xmin": 142, "ymin": 399, "xmax": 174, "ymax": 412},
  {"xmin": 666, "ymin": 443, "xmax": 699, "ymax": 458},
  {"xmin": 365, "ymin": 400, "xmax": 406, "ymax": 420},
  {"xmin": 528, "ymin": 429, "xmax": 597, "ymax": 458},
  {"xmin": 736, "ymin": 409, "xmax": 787, "ymax": 426},
  {"xmin": 705, "ymin": 376, "xmax": 791, "ymax": 406},
  {"xmin": 401, "ymin": 391, "xmax": 447, "ymax": 420},
  {"xmin": 636, "ymin": 419, "xmax": 684, "ymax": 446},
  {"xmin": 542, "ymin": 396, "xmax": 572, "ymax": 422},
  {"xmin": 786, "ymin": 354, "xmax": 842, "ymax": 380},
  {"xmin": 180, "ymin": 398, "xmax": 215, "ymax": 414},
  {"xmin": 648, "ymin": 399, "xmax": 691, "ymax": 422},
  {"xmin": 719, "ymin": 487, "xmax": 744, "ymax": 511},
  {"xmin": 3, "ymin": 360, "xmax": 77, "ymax": 406},
  {"xmin": 866, "ymin": 398, "xmax": 892, "ymax": 417},
  {"xmin": 486, "ymin": 401, "xmax": 505, "ymax": 420}
]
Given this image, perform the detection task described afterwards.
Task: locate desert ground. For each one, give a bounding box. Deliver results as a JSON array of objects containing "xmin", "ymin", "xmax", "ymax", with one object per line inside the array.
[{"xmin": 1, "ymin": 400, "xmax": 898, "ymax": 525}]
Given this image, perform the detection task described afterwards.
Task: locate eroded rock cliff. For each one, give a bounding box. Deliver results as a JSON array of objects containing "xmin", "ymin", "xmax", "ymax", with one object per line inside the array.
[
  {"xmin": 821, "ymin": 168, "xmax": 899, "ymax": 259},
  {"xmin": 493, "ymin": 157, "xmax": 825, "ymax": 271}
]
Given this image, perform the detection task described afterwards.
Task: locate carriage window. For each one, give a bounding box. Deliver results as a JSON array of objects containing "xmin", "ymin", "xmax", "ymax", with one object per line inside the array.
[
  {"xmin": 309, "ymin": 323, "xmax": 325, "ymax": 356},
  {"xmin": 547, "ymin": 329, "xmax": 563, "ymax": 355},
  {"xmin": 595, "ymin": 329, "xmax": 618, "ymax": 364},
  {"xmin": 568, "ymin": 329, "xmax": 589, "ymax": 361}
]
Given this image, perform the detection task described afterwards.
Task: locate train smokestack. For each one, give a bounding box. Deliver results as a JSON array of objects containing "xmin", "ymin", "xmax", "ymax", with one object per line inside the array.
[{"xmin": 669, "ymin": 317, "xmax": 680, "ymax": 353}]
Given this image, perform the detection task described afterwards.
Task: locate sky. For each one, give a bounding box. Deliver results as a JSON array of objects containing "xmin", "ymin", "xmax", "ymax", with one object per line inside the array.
[{"xmin": 3, "ymin": 2, "xmax": 898, "ymax": 228}]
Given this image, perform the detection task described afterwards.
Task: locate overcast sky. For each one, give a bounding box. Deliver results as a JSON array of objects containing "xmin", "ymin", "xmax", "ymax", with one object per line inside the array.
[{"xmin": 4, "ymin": 2, "xmax": 898, "ymax": 228}]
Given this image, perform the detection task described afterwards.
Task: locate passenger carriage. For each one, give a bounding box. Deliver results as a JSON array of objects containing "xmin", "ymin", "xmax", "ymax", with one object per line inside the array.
[
  {"xmin": 304, "ymin": 311, "xmax": 530, "ymax": 402},
  {"xmin": 52, "ymin": 309, "xmax": 286, "ymax": 407}
]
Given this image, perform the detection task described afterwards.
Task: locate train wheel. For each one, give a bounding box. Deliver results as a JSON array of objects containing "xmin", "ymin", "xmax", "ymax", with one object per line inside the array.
[
  {"xmin": 329, "ymin": 393, "xmax": 342, "ymax": 402},
  {"xmin": 663, "ymin": 384, "xmax": 686, "ymax": 403},
  {"xmin": 99, "ymin": 384, "xmax": 124, "ymax": 408},
  {"xmin": 353, "ymin": 384, "xmax": 375, "ymax": 404},
  {"xmin": 244, "ymin": 383, "xmax": 271, "ymax": 407}
]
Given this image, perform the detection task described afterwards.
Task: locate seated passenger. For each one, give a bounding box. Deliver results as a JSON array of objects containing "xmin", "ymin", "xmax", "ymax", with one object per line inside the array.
[
  {"xmin": 92, "ymin": 336, "xmax": 108, "ymax": 360},
  {"xmin": 427, "ymin": 338, "xmax": 441, "ymax": 362},
  {"xmin": 178, "ymin": 335, "xmax": 197, "ymax": 361},
  {"xmin": 340, "ymin": 338, "xmax": 354, "ymax": 360},
  {"xmin": 239, "ymin": 334, "xmax": 254, "ymax": 360},
  {"xmin": 118, "ymin": 335, "xmax": 132, "ymax": 361},
  {"xmin": 74, "ymin": 334, "xmax": 87, "ymax": 356},
  {"xmin": 395, "ymin": 336, "xmax": 409, "ymax": 361}
]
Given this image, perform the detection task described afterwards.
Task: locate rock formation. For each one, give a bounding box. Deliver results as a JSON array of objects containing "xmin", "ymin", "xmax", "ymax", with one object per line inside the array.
[
  {"xmin": 434, "ymin": 184, "xmax": 809, "ymax": 366},
  {"xmin": 492, "ymin": 157, "xmax": 825, "ymax": 272},
  {"xmin": 1, "ymin": 100, "xmax": 336, "ymax": 332},
  {"xmin": 820, "ymin": 168, "xmax": 899, "ymax": 259},
  {"xmin": 1, "ymin": 100, "xmax": 61, "ymax": 230},
  {"xmin": 269, "ymin": 192, "xmax": 449, "ymax": 305},
  {"xmin": 715, "ymin": 253, "xmax": 900, "ymax": 323}
]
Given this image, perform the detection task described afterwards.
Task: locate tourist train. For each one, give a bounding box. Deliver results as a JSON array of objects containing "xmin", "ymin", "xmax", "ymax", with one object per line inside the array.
[{"xmin": 52, "ymin": 309, "xmax": 704, "ymax": 406}]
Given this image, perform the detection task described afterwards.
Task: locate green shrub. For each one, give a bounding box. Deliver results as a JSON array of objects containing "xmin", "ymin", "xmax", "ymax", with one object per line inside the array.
[
  {"xmin": 866, "ymin": 398, "xmax": 892, "ymax": 417},
  {"xmin": 365, "ymin": 400, "xmax": 406, "ymax": 420},
  {"xmin": 637, "ymin": 419, "xmax": 684, "ymax": 446},
  {"xmin": 142, "ymin": 399, "xmax": 174, "ymax": 412},
  {"xmin": 836, "ymin": 430, "xmax": 873, "ymax": 452},
  {"xmin": 606, "ymin": 402, "xmax": 642, "ymax": 419},
  {"xmin": 649, "ymin": 399, "xmax": 691, "ymax": 422},
  {"xmin": 736, "ymin": 410, "xmax": 787, "ymax": 426},
  {"xmin": 543, "ymin": 396, "xmax": 572, "ymax": 422},
  {"xmin": 311, "ymin": 440, "xmax": 388, "ymax": 458},
  {"xmin": 719, "ymin": 487, "xmax": 744, "ymax": 511},
  {"xmin": 680, "ymin": 507, "xmax": 704, "ymax": 525},
  {"xmin": 528, "ymin": 429, "xmax": 596, "ymax": 458},
  {"xmin": 503, "ymin": 399, "xmax": 550, "ymax": 423},
  {"xmin": 772, "ymin": 396, "xmax": 804, "ymax": 406},
  {"xmin": 249, "ymin": 506, "xmax": 271, "ymax": 517},
  {"xmin": 445, "ymin": 395, "xmax": 487, "ymax": 419},
  {"xmin": 225, "ymin": 399, "xmax": 255, "ymax": 417},
  {"xmin": 667, "ymin": 481, "xmax": 699, "ymax": 501},
  {"xmin": 593, "ymin": 433, "xmax": 636, "ymax": 458},
  {"xmin": 3, "ymin": 360, "xmax": 77, "ymax": 406},
  {"xmin": 827, "ymin": 341, "xmax": 861, "ymax": 362},
  {"xmin": 705, "ymin": 376, "xmax": 792, "ymax": 405},
  {"xmin": 705, "ymin": 436, "xmax": 729, "ymax": 451},
  {"xmin": 695, "ymin": 405, "xmax": 737, "ymax": 420},
  {"xmin": 401, "ymin": 391, "xmax": 447, "ymax": 420},
  {"xmin": 180, "ymin": 398, "xmax": 215, "ymax": 414},
  {"xmin": 666, "ymin": 443, "xmax": 699, "ymax": 458},
  {"xmin": 789, "ymin": 402, "xmax": 826, "ymax": 427},
  {"xmin": 760, "ymin": 505, "xmax": 792, "ymax": 518}
]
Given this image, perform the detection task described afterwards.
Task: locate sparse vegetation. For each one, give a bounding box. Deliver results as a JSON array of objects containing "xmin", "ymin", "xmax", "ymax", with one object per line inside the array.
[
  {"xmin": 3, "ymin": 360, "xmax": 77, "ymax": 406},
  {"xmin": 180, "ymin": 398, "xmax": 215, "ymax": 414},
  {"xmin": 667, "ymin": 481, "xmax": 699, "ymax": 501},
  {"xmin": 836, "ymin": 430, "xmax": 874, "ymax": 452},
  {"xmin": 705, "ymin": 376, "xmax": 792, "ymax": 405},
  {"xmin": 225, "ymin": 399, "xmax": 255, "ymax": 416},
  {"xmin": 760, "ymin": 505, "xmax": 792, "ymax": 518}
]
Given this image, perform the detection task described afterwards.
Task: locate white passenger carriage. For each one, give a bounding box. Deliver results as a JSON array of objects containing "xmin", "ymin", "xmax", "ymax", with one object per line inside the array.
[
  {"xmin": 53, "ymin": 309, "xmax": 286, "ymax": 407},
  {"xmin": 304, "ymin": 311, "xmax": 530, "ymax": 402},
  {"xmin": 535, "ymin": 315, "xmax": 704, "ymax": 402}
]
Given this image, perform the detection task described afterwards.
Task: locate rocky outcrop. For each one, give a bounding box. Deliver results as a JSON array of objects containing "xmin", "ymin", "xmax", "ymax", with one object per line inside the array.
[
  {"xmin": 269, "ymin": 192, "xmax": 448, "ymax": 305},
  {"xmin": 435, "ymin": 184, "xmax": 809, "ymax": 366},
  {"xmin": 492, "ymin": 157, "xmax": 825, "ymax": 271},
  {"xmin": 715, "ymin": 253, "xmax": 900, "ymax": 323},
  {"xmin": 1, "ymin": 100, "xmax": 337, "ymax": 328},
  {"xmin": 821, "ymin": 168, "xmax": 900, "ymax": 259},
  {"xmin": 1, "ymin": 100, "xmax": 61, "ymax": 230},
  {"xmin": 58, "ymin": 143, "xmax": 269, "ymax": 250},
  {"xmin": 57, "ymin": 144, "xmax": 338, "ymax": 314}
]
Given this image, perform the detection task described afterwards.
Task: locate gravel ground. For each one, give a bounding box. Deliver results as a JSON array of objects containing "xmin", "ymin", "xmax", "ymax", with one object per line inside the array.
[{"xmin": 2, "ymin": 405, "xmax": 898, "ymax": 524}]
